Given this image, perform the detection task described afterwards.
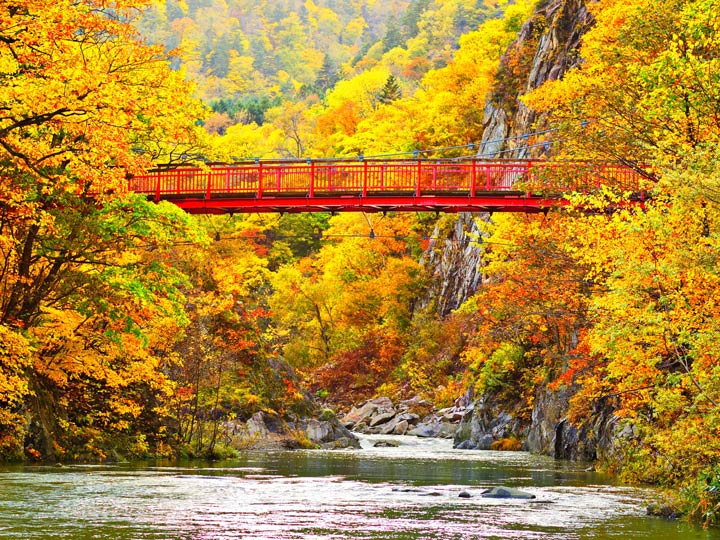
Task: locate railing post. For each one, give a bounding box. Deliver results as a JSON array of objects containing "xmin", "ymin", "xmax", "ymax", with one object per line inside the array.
[
  {"xmin": 526, "ymin": 160, "xmax": 532, "ymax": 196},
  {"xmin": 471, "ymin": 160, "xmax": 477, "ymax": 197},
  {"xmin": 309, "ymin": 160, "xmax": 315, "ymax": 198},
  {"xmin": 486, "ymin": 164, "xmax": 492, "ymax": 190},
  {"xmin": 205, "ymin": 169, "xmax": 212, "ymax": 200},
  {"xmin": 155, "ymin": 172, "xmax": 161, "ymax": 203},
  {"xmin": 416, "ymin": 159, "xmax": 422, "ymax": 197},
  {"xmin": 257, "ymin": 162, "xmax": 263, "ymax": 199},
  {"xmin": 363, "ymin": 160, "xmax": 368, "ymax": 197}
]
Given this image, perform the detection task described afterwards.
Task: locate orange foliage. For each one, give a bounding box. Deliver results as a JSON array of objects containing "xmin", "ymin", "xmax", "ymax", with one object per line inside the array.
[{"xmin": 490, "ymin": 437, "xmax": 522, "ymax": 451}]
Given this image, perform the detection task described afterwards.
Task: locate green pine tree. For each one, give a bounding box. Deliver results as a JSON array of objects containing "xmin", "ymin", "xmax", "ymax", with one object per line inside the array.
[{"xmin": 378, "ymin": 75, "xmax": 401, "ymax": 105}]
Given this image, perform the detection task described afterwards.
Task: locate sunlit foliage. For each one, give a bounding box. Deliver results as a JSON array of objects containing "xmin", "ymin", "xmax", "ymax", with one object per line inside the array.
[{"xmin": 0, "ymin": 0, "xmax": 205, "ymax": 460}]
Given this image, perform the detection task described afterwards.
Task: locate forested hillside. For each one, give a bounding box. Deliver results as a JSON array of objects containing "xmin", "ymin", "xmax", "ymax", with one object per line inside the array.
[
  {"xmin": 140, "ymin": 0, "xmax": 525, "ymax": 158},
  {"xmin": 2, "ymin": 0, "xmax": 720, "ymax": 526}
]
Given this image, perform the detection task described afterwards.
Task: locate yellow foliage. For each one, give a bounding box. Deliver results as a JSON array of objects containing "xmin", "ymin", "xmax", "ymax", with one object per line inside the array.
[
  {"xmin": 307, "ymin": 0, "xmax": 536, "ymax": 156},
  {"xmin": 524, "ymin": 0, "xmax": 720, "ymax": 161},
  {"xmin": 0, "ymin": 326, "xmax": 31, "ymax": 405}
]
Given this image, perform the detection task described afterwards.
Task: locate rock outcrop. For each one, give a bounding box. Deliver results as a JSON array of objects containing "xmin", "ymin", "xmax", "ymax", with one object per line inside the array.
[
  {"xmin": 453, "ymin": 396, "xmax": 525, "ymax": 450},
  {"xmin": 479, "ymin": 0, "xmax": 593, "ymax": 159},
  {"xmin": 230, "ymin": 410, "xmax": 360, "ymax": 451},
  {"xmin": 341, "ymin": 396, "xmax": 472, "ymax": 439},
  {"xmin": 454, "ymin": 384, "xmax": 630, "ymax": 462},
  {"xmin": 419, "ymin": 1, "xmax": 594, "ymax": 317},
  {"xmin": 420, "ymin": 214, "xmax": 486, "ymax": 316}
]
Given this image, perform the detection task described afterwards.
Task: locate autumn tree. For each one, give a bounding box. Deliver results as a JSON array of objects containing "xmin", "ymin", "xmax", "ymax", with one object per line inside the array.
[
  {"xmin": 269, "ymin": 213, "xmax": 427, "ymax": 405},
  {"xmin": 322, "ymin": 0, "xmax": 536, "ymax": 156},
  {"xmin": 0, "ymin": 0, "xmax": 206, "ymax": 460},
  {"xmin": 138, "ymin": 0, "xmax": 411, "ymax": 105},
  {"xmin": 169, "ymin": 221, "xmax": 270, "ymax": 457},
  {"xmin": 521, "ymin": 0, "xmax": 720, "ymax": 521},
  {"xmin": 459, "ymin": 212, "xmax": 593, "ymax": 418},
  {"xmin": 547, "ymin": 184, "xmax": 720, "ymax": 514},
  {"xmin": 524, "ymin": 0, "xmax": 720, "ymax": 164}
]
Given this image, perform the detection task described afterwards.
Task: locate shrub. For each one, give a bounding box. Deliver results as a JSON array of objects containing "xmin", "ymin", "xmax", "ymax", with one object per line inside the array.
[{"xmin": 490, "ymin": 437, "xmax": 522, "ymax": 451}]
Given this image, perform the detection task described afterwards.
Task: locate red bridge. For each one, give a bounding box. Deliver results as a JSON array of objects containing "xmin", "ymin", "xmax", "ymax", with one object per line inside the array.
[{"xmin": 129, "ymin": 159, "xmax": 648, "ymax": 214}]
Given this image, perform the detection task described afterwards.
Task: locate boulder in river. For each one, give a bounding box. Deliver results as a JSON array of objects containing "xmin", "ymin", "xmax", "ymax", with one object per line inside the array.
[
  {"xmin": 381, "ymin": 419, "xmax": 409, "ymax": 435},
  {"xmin": 342, "ymin": 397, "xmax": 396, "ymax": 431},
  {"xmin": 369, "ymin": 411, "xmax": 397, "ymax": 427},
  {"xmin": 302, "ymin": 416, "xmax": 360, "ymax": 448},
  {"xmin": 646, "ymin": 502, "xmax": 682, "ymax": 520},
  {"xmin": 237, "ymin": 411, "xmax": 360, "ymax": 450},
  {"xmin": 407, "ymin": 422, "xmax": 440, "ymax": 438},
  {"xmin": 407, "ymin": 421, "xmax": 457, "ymax": 439},
  {"xmin": 480, "ymin": 487, "xmax": 536, "ymax": 500},
  {"xmin": 373, "ymin": 440, "xmax": 400, "ymax": 448}
]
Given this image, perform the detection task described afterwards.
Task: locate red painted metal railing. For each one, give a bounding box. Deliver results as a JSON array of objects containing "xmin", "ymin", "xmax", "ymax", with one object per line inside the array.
[{"xmin": 128, "ymin": 159, "xmax": 648, "ymax": 214}]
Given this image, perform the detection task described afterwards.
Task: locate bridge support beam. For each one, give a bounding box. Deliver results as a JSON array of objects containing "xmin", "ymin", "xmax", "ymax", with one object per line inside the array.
[{"xmin": 160, "ymin": 194, "xmax": 561, "ymax": 215}]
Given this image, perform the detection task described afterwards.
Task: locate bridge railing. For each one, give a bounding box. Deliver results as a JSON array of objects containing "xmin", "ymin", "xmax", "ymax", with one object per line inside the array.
[
  {"xmin": 520, "ymin": 162, "xmax": 649, "ymax": 194},
  {"xmin": 128, "ymin": 159, "xmax": 650, "ymax": 202}
]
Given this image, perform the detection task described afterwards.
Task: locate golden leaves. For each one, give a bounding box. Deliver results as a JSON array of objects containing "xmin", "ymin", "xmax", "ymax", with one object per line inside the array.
[
  {"xmin": 1, "ymin": 0, "xmax": 205, "ymax": 197},
  {"xmin": 526, "ymin": 0, "xmax": 720, "ymax": 162}
]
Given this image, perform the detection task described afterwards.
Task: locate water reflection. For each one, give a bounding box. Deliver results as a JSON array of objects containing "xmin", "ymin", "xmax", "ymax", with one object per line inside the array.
[{"xmin": 0, "ymin": 434, "xmax": 716, "ymax": 539}]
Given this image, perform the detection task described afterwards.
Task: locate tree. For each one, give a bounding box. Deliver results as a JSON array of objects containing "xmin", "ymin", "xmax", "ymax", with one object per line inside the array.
[
  {"xmin": 0, "ymin": 0, "xmax": 206, "ymax": 460},
  {"xmin": 522, "ymin": 0, "xmax": 720, "ymax": 520},
  {"xmin": 382, "ymin": 15, "xmax": 404, "ymax": 52},
  {"xmin": 460, "ymin": 212, "xmax": 593, "ymax": 415},
  {"xmin": 167, "ymin": 221, "xmax": 293, "ymax": 457},
  {"xmin": 524, "ymin": 0, "xmax": 720, "ymax": 165},
  {"xmin": 400, "ymin": 0, "xmax": 432, "ymax": 41},
  {"xmin": 0, "ymin": 325, "xmax": 31, "ymax": 459},
  {"xmin": 269, "ymin": 213, "xmax": 426, "ymax": 405},
  {"xmin": 557, "ymin": 185, "xmax": 720, "ymax": 489},
  {"xmin": 315, "ymin": 54, "xmax": 341, "ymax": 95},
  {"xmin": 332, "ymin": 1, "xmax": 536, "ymax": 155},
  {"xmin": 378, "ymin": 75, "xmax": 402, "ymax": 104}
]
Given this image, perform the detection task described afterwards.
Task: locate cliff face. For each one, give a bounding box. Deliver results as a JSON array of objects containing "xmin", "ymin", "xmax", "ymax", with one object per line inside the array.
[
  {"xmin": 419, "ymin": 214, "xmax": 485, "ymax": 316},
  {"xmin": 479, "ymin": 0, "xmax": 592, "ymax": 158},
  {"xmin": 422, "ymin": 0, "xmax": 593, "ymax": 314},
  {"xmin": 428, "ymin": 0, "xmax": 620, "ymax": 461}
]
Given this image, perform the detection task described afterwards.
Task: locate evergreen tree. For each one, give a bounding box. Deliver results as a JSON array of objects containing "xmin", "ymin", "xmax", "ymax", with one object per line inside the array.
[
  {"xmin": 382, "ymin": 15, "xmax": 404, "ymax": 52},
  {"xmin": 401, "ymin": 0, "xmax": 431, "ymax": 40},
  {"xmin": 316, "ymin": 54, "xmax": 341, "ymax": 95},
  {"xmin": 378, "ymin": 75, "xmax": 402, "ymax": 104}
]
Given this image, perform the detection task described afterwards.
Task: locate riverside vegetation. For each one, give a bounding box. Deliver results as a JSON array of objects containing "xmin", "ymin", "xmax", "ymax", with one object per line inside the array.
[{"xmin": 2, "ymin": 0, "xmax": 720, "ymax": 527}]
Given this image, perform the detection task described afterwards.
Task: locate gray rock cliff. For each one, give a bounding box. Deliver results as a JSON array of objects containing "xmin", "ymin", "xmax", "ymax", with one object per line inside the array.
[
  {"xmin": 420, "ymin": 214, "xmax": 486, "ymax": 316},
  {"xmin": 421, "ymin": 1, "xmax": 594, "ymax": 314},
  {"xmin": 442, "ymin": 0, "xmax": 622, "ymax": 461},
  {"xmin": 479, "ymin": 0, "xmax": 592, "ymax": 159}
]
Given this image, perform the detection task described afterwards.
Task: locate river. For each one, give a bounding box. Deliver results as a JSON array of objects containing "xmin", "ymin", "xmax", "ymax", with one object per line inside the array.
[{"xmin": 0, "ymin": 434, "xmax": 717, "ymax": 539}]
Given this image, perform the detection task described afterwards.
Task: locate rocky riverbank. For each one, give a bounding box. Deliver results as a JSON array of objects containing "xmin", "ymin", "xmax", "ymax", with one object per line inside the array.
[
  {"xmin": 452, "ymin": 386, "xmax": 626, "ymax": 462},
  {"xmin": 228, "ymin": 388, "xmax": 624, "ymax": 469},
  {"xmin": 226, "ymin": 410, "xmax": 360, "ymax": 451},
  {"xmin": 340, "ymin": 396, "xmax": 472, "ymax": 439}
]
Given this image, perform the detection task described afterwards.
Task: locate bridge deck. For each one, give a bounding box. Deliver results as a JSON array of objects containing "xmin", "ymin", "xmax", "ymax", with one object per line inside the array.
[{"xmin": 129, "ymin": 159, "xmax": 646, "ymax": 214}]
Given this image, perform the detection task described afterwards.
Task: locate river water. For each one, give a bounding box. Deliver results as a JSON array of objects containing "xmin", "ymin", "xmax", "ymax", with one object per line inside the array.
[{"xmin": 0, "ymin": 434, "xmax": 717, "ymax": 539}]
